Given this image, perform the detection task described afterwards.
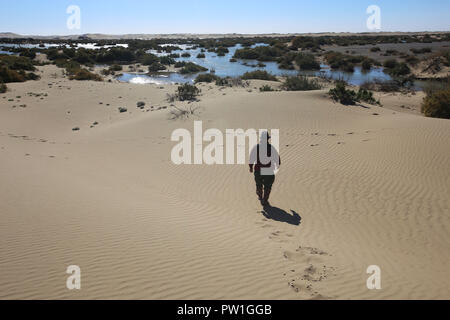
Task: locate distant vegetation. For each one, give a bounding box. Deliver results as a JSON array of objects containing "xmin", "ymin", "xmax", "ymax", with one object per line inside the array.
[
  {"xmin": 241, "ymin": 70, "xmax": 278, "ymax": 81},
  {"xmin": 410, "ymin": 47, "xmax": 432, "ymax": 54},
  {"xmin": 179, "ymin": 62, "xmax": 208, "ymax": 74},
  {"xmin": 195, "ymin": 73, "xmax": 218, "ymax": 83},
  {"xmin": 324, "ymin": 51, "xmax": 378, "ymax": 73},
  {"xmin": 259, "ymin": 85, "xmax": 275, "ymax": 92},
  {"xmin": 383, "ymin": 59, "xmax": 411, "ymax": 77},
  {"xmin": 148, "ymin": 62, "xmax": 166, "ymax": 72},
  {"xmin": 295, "ymin": 53, "xmax": 320, "ymax": 70},
  {"xmin": 69, "ymin": 68, "xmax": 102, "ymax": 81},
  {"xmin": 0, "ymin": 82, "xmax": 6, "ymax": 93},
  {"xmin": 282, "ymin": 75, "xmax": 321, "ymax": 91}
]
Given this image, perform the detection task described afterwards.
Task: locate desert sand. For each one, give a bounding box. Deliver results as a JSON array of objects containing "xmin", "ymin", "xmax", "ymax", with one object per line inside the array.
[{"xmin": 0, "ymin": 65, "xmax": 449, "ymax": 299}]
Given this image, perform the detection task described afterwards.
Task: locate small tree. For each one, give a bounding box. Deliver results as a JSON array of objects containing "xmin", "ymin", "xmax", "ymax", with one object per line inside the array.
[{"xmin": 176, "ymin": 84, "xmax": 200, "ymax": 101}]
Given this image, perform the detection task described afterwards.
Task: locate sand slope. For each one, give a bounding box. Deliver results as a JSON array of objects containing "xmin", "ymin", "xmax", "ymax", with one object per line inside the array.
[{"xmin": 0, "ymin": 66, "xmax": 449, "ymax": 299}]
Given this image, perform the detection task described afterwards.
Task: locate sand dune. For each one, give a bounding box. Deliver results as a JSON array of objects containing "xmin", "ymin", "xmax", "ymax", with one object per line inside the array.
[{"xmin": 0, "ymin": 65, "xmax": 449, "ymax": 299}]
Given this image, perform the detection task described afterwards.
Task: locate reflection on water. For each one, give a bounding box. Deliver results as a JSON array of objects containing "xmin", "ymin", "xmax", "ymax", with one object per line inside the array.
[{"xmin": 118, "ymin": 43, "xmax": 394, "ymax": 86}]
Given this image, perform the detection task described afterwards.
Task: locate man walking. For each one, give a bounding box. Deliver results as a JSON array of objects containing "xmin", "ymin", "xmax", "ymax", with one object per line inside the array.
[{"xmin": 249, "ymin": 132, "xmax": 281, "ymax": 207}]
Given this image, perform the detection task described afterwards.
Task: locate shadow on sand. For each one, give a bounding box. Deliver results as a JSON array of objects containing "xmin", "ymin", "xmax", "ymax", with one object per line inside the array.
[{"xmin": 261, "ymin": 205, "xmax": 302, "ymax": 226}]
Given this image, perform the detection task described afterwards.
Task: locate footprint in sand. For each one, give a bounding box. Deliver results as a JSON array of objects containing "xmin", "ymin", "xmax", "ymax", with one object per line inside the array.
[{"xmin": 283, "ymin": 246, "xmax": 336, "ymax": 298}]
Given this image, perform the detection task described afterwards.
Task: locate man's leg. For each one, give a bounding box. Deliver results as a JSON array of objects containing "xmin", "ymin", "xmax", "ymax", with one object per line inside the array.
[
  {"xmin": 254, "ymin": 172, "xmax": 263, "ymax": 200},
  {"xmin": 262, "ymin": 175, "xmax": 275, "ymax": 206}
]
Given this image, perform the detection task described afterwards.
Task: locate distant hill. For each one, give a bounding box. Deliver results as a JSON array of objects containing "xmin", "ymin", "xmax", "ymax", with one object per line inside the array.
[{"xmin": 1, "ymin": 31, "xmax": 449, "ymax": 40}]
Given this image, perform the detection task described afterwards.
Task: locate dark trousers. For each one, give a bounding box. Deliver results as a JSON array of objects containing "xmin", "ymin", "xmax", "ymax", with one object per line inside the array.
[{"xmin": 254, "ymin": 171, "xmax": 275, "ymax": 194}]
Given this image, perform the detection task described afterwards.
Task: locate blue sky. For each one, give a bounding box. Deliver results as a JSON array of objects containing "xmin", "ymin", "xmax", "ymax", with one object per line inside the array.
[{"xmin": 0, "ymin": 0, "xmax": 449, "ymax": 35}]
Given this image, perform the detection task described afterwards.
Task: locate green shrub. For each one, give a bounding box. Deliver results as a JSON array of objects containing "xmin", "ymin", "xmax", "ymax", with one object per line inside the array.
[
  {"xmin": 174, "ymin": 61, "xmax": 186, "ymax": 68},
  {"xmin": 179, "ymin": 62, "xmax": 208, "ymax": 74},
  {"xmin": 295, "ymin": 53, "xmax": 320, "ymax": 70},
  {"xmin": 383, "ymin": 59, "xmax": 410, "ymax": 76},
  {"xmin": 69, "ymin": 69, "xmax": 103, "ymax": 81},
  {"xmin": 362, "ymin": 59, "xmax": 372, "ymax": 71},
  {"xmin": 159, "ymin": 56, "xmax": 176, "ymax": 65},
  {"xmin": 140, "ymin": 53, "xmax": 159, "ymax": 66},
  {"xmin": 405, "ymin": 55, "xmax": 420, "ymax": 66},
  {"xmin": 421, "ymin": 82, "xmax": 450, "ymax": 119},
  {"xmin": 148, "ymin": 62, "xmax": 166, "ymax": 72},
  {"xmin": 410, "ymin": 47, "xmax": 432, "ymax": 54},
  {"xmin": 19, "ymin": 49, "xmax": 37, "ymax": 60},
  {"xmin": 176, "ymin": 83, "xmax": 200, "ymax": 101},
  {"xmin": 329, "ymin": 81, "xmax": 357, "ymax": 105},
  {"xmin": 197, "ymin": 53, "xmax": 206, "ymax": 58},
  {"xmin": 383, "ymin": 59, "xmax": 398, "ymax": 69},
  {"xmin": 0, "ymin": 66, "xmax": 25, "ymax": 82},
  {"xmin": 282, "ymin": 75, "xmax": 321, "ymax": 91},
  {"xmin": 329, "ymin": 81, "xmax": 379, "ymax": 105},
  {"xmin": 0, "ymin": 55, "xmax": 36, "ymax": 71},
  {"xmin": 234, "ymin": 46, "xmax": 284, "ymax": 61},
  {"xmin": 181, "ymin": 52, "xmax": 191, "ymax": 58},
  {"xmin": 241, "ymin": 70, "xmax": 278, "ymax": 81},
  {"xmin": 259, "ymin": 85, "xmax": 275, "ymax": 92},
  {"xmin": 195, "ymin": 73, "xmax": 218, "ymax": 83},
  {"xmin": 110, "ymin": 64, "xmax": 122, "ymax": 71}
]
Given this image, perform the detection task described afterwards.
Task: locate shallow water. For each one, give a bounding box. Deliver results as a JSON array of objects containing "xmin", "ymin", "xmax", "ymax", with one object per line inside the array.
[{"xmin": 120, "ymin": 43, "xmax": 395, "ymax": 86}]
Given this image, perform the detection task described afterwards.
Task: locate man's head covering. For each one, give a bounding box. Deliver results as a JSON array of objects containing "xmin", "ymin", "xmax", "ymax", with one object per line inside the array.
[{"xmin": 260, "ymin": 131, "xmax": 271, "ymax": 143}]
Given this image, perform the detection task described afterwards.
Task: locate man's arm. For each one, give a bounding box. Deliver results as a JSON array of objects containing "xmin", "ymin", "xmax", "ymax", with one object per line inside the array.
[{"xmin": 249, "ymin": 145, "xmax": 257, "ymax": 173}]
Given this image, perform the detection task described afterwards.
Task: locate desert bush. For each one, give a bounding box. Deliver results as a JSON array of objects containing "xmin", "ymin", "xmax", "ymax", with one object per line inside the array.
[
  {"xmin": 148, "ymin": 62, "xmax": 166, "ymax": 72},
  {"xmin": 370, "ymin": 47, "xmax": 381, "ymax": 52},
  {"xmin": 196, "ymin": 53, "xmax": 206, "ymax": 59},
  {"xmin": 139, "ymin": 53, "xmax": 159, "ymax": 66},
  {"xmin": 0, "ymin": 55, "xmax": 35, "ymax": 71},
  {"xmin": 175, "ymin": 83, "xmax": 200, "ymax": 101},
  {"xmin": 110, "ymin": 64, "xmax": 122, "ymax": 71},
  {"xmin": 291, "ymin": 36, "xmax": 322, "ymax": 51},
  {"xmin": 295, "ymin": 53, "xmax": 320, "ymax": 70},
  {"xmin": 69, "ymin": 68, "xmax": 102, "ymax": 81},
  {"xmin": 169, "ymin": 105, "xmax": 200, "ymax": 120},
  {"xmin": 260, "ymin": 85, "xmax": 275, "ymax": 92},
  {"xmin": 215, "ymin": 77, "xmax": 248, "ymax": 87},
  {"xmin": 234, "ymin": 45, "xmax": 284, "ymax": 62},
  {"xmin": 195, "ymin": 73, "xmax": 218, "ymax": 83},
  {"xmin": 410, "ymin": 47, "xmax": 432, "ymax": 54},
  {"xmin": 405, "ymin": 55, "xmax": 420, "ymax": 66},
  {"xmin": 174, "ymin": 61, "xmax": 186, "ymax": 68},
  {"xmin": 383, "ymin": 59, "xmax": 398, "ymax": 69},
  {"xmin": 0, "ymin": 82, "xmax": 6, "ymax": 93},
  {"xmin": 180, "ymin": 62, "xmax": 208, "ymax": 74},
  {"xmin": 324, "ymin": 51, "xmax": 368, "ymax": 72},
  {"xmin": 282, "ymin": 75, "xmax": 321, "ymax": 91},
  {"xmin": 229, "ymin": 58, "xmax": 237, "ymax": 63},
  {"xmin": 19, "ymin": 49, "xmax": 37, "ymax": 60},
  {"xmin": 329, "ymin": 81, "xmax": 378, "ymax": 105},
  {"xmin": 241, "ymin": 70, "xmax": 278, "ymax": 81},
  {"xmin": 159, "ymin": 56, "xmax": 176, "ymax": 65},
  {"xmin": 0, "ymin": 66, "xmax": 25, "ymax": 82},
  {"xmin": 181, "ymin": 52, "xmax": 191, "ymax": 58},
  {"xmin": 421, "ymin": 80, "xmax": 450, "ymax": 119},
  {"xmin": 362, "ymin": 59, "xmax": 372, "ymax": 71}
]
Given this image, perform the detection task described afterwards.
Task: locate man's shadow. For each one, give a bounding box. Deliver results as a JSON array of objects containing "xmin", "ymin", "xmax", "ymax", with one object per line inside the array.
[{"xmin": 261, "ymin": 206, "xmax": 301, "ymax": 226}]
